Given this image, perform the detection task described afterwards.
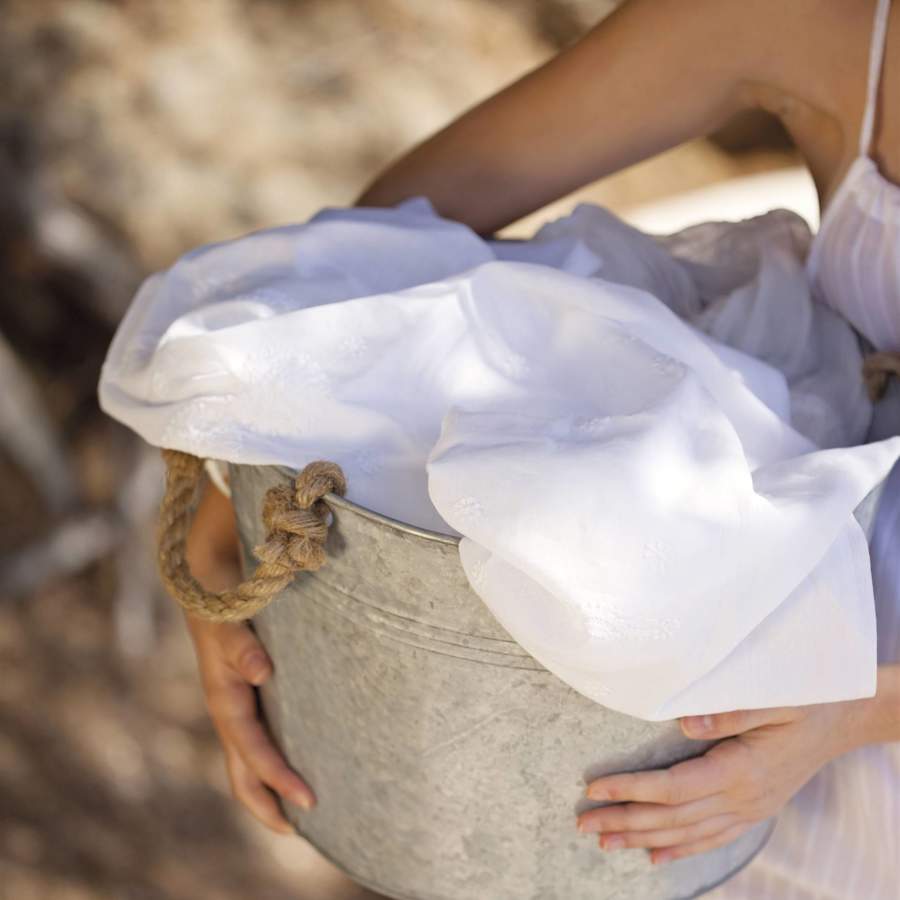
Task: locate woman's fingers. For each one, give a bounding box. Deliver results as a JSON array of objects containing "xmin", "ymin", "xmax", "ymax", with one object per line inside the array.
[
  {"xmin": 582, "ymin": 706, "xmax": 826, "ymax": 860},
  {"xmin": 650, "ymin": 821, "xmax": 756, "ymax": 865},
  {"xmin": 187, "ymin": 617, "xmax": 316, "ymax": 817},
  {"xmin": 578, "ymin": 794, "xmax": 725, "ymax": 835},
  {"xmin": 225, "ymin": 625, "xmax": 274, "ymax": 686},
  {"xmin": 679, "ymin": 707, "xmax": 800, "ymax": 740},
  {"xmin": 211, "ymin": 679, "xmax": 316, "ymax": 811},
  {"xmin": 586, "ymin": 751, "xmax": 731, "ymax": 805},
  {"xmin": 194, "ymin": 618, "xmax": 274, "ymax": 687},
  {"xmin": 225, "ymin": 745, "xmax": 295, "ymax": 835},
  {"xmin": 594, "ymin": 813, "xmax": 742, "ymax": 852}
]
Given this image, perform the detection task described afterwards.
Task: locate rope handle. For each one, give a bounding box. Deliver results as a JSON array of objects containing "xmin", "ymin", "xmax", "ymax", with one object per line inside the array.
[
  {"xmin": 157, "ymin": 449, "xmax": 347, "ymax": 623},
  {"xmin": 864, "ymin": 351, "xmax": 900, "ymax": 402}
]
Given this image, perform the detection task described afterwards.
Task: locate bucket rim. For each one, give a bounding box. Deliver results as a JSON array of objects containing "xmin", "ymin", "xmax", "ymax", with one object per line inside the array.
[{"xmin": 272, "ymin": 465, "xmax": 460, "ymax": 546}]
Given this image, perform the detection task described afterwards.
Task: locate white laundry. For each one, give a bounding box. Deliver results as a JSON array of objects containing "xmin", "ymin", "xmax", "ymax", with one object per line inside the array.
[{"xmin": 99, "ymin": 198, "xmax": 900, "ymax": 720}]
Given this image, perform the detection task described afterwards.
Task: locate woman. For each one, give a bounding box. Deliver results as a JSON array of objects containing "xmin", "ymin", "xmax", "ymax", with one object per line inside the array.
[{"xmin": 183, "ymin": 1, "xmax": 900, "ymax": 896}]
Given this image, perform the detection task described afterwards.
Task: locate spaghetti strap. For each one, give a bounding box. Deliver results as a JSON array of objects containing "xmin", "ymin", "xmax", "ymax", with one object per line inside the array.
[{"xmin": 859, "ymin": 0, "xmax": 892, "ymax": 157}]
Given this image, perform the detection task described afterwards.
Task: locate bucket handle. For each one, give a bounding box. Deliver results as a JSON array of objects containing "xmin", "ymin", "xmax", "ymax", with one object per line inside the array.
[{"xmin": 157, "ymin": 449, "xmax": 346, "ymax": 623}]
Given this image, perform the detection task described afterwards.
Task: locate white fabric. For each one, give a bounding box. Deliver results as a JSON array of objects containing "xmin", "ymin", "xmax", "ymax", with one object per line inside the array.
[
  {"xmin": 807, "ymin": 0, "xmax": 900, "ymax": 353},
  {"xmin": 712, "ymin": 394, "xmax": 900, "ymax": 900},
  {"xmin": 100, "ymin": 197, "xmax": 900, "ymax": 722},
  {"xmin": 714, "ymin": 2, "xmax": 900, "ymax": 896}
]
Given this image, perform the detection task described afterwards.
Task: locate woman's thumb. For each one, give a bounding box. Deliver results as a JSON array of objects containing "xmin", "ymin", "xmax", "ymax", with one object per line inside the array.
[{"xmin": 225, "ymin": 624, "xmax": 274, "ymax": 686}]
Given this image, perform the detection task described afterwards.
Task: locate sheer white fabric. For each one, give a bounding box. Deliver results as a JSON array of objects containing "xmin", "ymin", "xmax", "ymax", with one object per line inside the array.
[
  {"xmin": 100, "ymin": 198, "xmax": 900, "ymax": 721},
  {"xmin": 807, "ymin": 0, "xmax": 900, "ymax": 353},
  {"xmin": 713, "ymin": 1, "xmax": 900, "ymax": 896}
]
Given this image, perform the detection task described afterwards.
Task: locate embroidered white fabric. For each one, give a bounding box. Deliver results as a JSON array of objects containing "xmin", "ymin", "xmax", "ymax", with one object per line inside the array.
[{"xmin": 99, "ymin": 199, "xmax": 900, "ymax": 719}]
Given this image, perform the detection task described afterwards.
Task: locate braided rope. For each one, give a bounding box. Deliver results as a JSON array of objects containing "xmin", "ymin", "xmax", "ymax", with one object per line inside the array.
[{"xmin": 157, "ymin": 449, "xmax": 346, "ymax": 623}]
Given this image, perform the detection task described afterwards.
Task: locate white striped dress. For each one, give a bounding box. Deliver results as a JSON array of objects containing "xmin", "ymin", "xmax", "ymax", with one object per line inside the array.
[{"xmin": 712, "ymin": 1, "xmax": 900, "ymax": 896}]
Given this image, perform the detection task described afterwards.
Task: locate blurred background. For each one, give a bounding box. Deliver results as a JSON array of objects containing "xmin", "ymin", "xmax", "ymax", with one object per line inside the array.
[{"xmin": 0, "ymin": 2, "xmax": 809, "ymax": 898}]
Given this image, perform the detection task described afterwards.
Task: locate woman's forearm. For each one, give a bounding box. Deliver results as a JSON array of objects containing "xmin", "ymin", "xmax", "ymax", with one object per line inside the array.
[
  {"xmin": 355, "ymin": 0, "xmax": 756, "ymax": 234},
  {"xmin": 855, "ymin": 664, "xmax": 900, "ymax": 746}
]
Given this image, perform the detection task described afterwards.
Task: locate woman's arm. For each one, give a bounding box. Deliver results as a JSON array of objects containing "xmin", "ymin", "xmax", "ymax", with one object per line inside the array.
[
  {"xmin": 357, "ymin": 0, "xmax": 764, "ymax": 233},
  {"xmin": 860, "ymin": 663, "xmax": 900, "ymax": 744}
]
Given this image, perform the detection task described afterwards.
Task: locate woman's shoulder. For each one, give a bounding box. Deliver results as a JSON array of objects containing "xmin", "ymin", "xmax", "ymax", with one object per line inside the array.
[
  {"xmin": 726, "ymin": 0, "xmax": 874, "ymax": 163},
  {"xmin": 722, "ymin": 0, "xmax": 872, "ymax": 99},
  {"xmin": 600, "ymin": 0, "xmax": 851, "ymax": 91}
]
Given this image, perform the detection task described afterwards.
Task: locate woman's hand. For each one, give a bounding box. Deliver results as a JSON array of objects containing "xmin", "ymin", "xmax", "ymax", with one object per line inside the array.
[
  {"xmin": 184, "ymin": 615, "xmax": 316, "ymax": 833},
  {"xmin": 576, "ymin": 698, "xmax": 872, "ymax": 865},
  {"xmin": 182, "ymin": 478, "xmax": 316, "ymax": 834}
]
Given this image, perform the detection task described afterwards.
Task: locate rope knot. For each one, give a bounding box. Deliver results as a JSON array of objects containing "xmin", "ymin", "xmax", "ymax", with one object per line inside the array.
[
  {"xmin": 157, "ymin": 451, "xmax": 346, "ymax": 622},
  {"xmin": 255, "ymin": 461, "xmax": 346, "ymax": 575}
]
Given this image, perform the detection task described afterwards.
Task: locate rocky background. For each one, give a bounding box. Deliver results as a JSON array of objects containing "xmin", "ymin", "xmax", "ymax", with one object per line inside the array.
[{"xmin": 0, "ymin": 2, "xmax": 796, "ymax": 898}]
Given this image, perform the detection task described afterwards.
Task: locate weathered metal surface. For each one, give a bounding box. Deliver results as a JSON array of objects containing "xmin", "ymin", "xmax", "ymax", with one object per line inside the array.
[{"xmin": 230, "ymin": 463, "xmax": 774, "ymax": 900}]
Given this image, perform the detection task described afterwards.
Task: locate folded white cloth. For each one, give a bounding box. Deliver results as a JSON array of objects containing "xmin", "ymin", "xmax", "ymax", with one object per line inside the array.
[{"xmin": 100, "ymin": 198, "xmax": 900, "ymax": 719}]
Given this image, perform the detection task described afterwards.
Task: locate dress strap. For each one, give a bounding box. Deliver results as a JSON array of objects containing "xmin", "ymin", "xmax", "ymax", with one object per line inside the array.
[{"xmin": 859, "ymin": 0, "xmax": 892, "ymax": 157}]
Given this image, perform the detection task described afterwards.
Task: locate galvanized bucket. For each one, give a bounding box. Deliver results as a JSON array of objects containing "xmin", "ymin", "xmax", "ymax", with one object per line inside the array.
[{"xmin": 228, "ymin": 463, "xmax": 777, "ymax": 900}]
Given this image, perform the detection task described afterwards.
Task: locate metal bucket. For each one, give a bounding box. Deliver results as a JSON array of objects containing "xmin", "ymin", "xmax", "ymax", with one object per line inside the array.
[{"xmin": 229, "ymin": 463, "xmax": 774, "ymax": 900}]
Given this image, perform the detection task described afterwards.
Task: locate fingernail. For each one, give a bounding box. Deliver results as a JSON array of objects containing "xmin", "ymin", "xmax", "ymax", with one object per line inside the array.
[
  {"xmin": 293, "ymin": 791, "xmax": 315, "ymax": 811},
  {"xmin": 586, "ymin": 785, "xmax": 608, "ymax": 801},
  {"xmin": 246, "ymin": 654, "xmax": 269, "ymax": 684},
  {"xmin": 653, "ymin": 851, "xmax": 673, "ymax": 865},
  {"xmin": 682, "ymin": 715, "xmax": 713, "ymax": 736},
  {"xmin": 601, "ymin": 835, "xmax": 625, "ymax": 850},
  {"xmin": 577, "ymin": 820, "xmax": 597, "ymax": 834}
]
